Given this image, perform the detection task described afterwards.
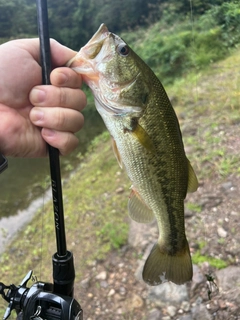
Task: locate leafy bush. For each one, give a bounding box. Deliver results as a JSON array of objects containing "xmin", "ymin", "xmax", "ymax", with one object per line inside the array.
[{"xmin": 122, "ymin": 2, "xmax": 240, "ymax": 84}]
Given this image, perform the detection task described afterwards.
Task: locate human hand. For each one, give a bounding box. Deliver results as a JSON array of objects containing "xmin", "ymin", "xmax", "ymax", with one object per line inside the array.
[{"xmin": 0, "ymin": 38, "xmax": 86, "ymax": 157}]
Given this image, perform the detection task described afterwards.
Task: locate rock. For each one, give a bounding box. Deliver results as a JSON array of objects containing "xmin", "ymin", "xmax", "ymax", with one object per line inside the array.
[
  {"xmin": 80, "ymin": 277, "xmax": 90, "ymax": 289},
  {"xmin": 221, "ymin": 181, "xmax": 233, "ymax": 191},
  {"xmin": 119, "ymin": 286, "xmax": 127, "ymax": 295},
  {"xmin": 217, "ymin": 227, "xmax": 227, "ymax": 238},
  {"xmin": 191, "ymin": 304, "xmax": 212, "ymax": 320},
  {"xmin": 100, "ymin": 280, "xmax": 108, "ymax": 288},
  {"xmin": 147, "ymin": 308, "xmax": 162, "ymax": 320},
  {"xmin": 167, "ymin": 305, "xmax": 177, "ymax": 317},
  {"xmin": 181, "ymin": 301, "xmax": 191, "ymax": 312},
  {"xmin": 96, "ymin": 271, "xmax": 107, "ymax": 280},
  {"xmin": 117, "ymin": 308, "xmax": 123, "ymax": 314},
  {"xmin": 216, "ymin": 266, "xmax": 240, "ymax": 292},
  {"xmin": 192, "ymin": 264, "xmax": 205, "ymax": 290},
  {"xmin": 116, "ymin": 187, "xmax": 124, "ymax": 194},
  {"xmin": 107, "ymin": 288, "xmax": 115, "ymax": 296},
  {"xmin": 118, "ymin": 262, "xmax": 124, "ymax": 268},
  {"xmin": 126, "ymin": 294, "xmax": 144, "ymax": 310},
  {"xmin": 147, "ymin": 282, "xmax": 189, "ymax": 307},
  {"xmin": 178, "ymin": 315, "xmax": 193, "ymax": 320}
]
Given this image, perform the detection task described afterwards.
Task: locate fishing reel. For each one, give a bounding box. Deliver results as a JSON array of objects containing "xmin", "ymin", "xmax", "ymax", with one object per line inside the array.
[{"xmin": 0, "ymin": 270, "xmax": 83, "ymax": 320}]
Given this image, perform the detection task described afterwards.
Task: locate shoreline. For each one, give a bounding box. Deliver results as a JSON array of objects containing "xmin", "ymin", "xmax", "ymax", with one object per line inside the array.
[{"xmin": 0, "ymin": 188, "xmax": 51, "ymax": 255}]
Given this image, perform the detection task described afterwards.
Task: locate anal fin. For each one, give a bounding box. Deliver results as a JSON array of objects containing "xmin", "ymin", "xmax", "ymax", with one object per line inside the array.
[{"xmin": 128, "ymin": 188, "xmax": 155, "ymax": 223}]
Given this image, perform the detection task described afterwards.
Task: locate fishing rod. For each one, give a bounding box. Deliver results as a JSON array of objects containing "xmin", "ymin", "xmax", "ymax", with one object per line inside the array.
[{"xmin": 0, "ymin": 1, "xmax": 82, "ymax": 319}]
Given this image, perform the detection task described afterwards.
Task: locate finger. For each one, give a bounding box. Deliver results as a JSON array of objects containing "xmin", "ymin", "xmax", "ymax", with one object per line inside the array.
[
  {"xmin": 41, "ymin": 128, "xmax": 79, "ymax": 156},
  {"xmin": 13, "ymin": 39, "xmax": 77, "ymax": 68},
  {"xmin": 50, "ymin": 67, "xmax": 83, "ymax": 88},
  {"xmin": 29, "ymin": 86, "xmax": 87, "ymax": 111},
  {"xmin": 30, "ymin": 107, "xmax": 84, "ymax": 133},
  {"xmin": 50, "ymin": 39, "xmax": 77, "ymax": 67}
]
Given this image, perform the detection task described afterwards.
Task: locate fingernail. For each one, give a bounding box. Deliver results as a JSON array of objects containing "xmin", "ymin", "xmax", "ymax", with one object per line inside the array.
[
  {"xmin": 31, "ymin": 109, "xmax": 44, "ymax": 123},
  {"xmin": 30, "ymin": 88, "xmax": 46, "ymax": 103}
]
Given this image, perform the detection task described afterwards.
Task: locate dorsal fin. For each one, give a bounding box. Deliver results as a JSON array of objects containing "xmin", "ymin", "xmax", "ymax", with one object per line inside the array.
[{"xmin": 187, "ymin": 160, "xmax": 198, "ymax": 193}]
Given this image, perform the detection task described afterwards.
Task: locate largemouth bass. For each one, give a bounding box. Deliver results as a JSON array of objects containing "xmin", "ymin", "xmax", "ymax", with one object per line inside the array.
[{"xmin": 68, "ymin": 24, "xmax": 198, "ymax": 286}]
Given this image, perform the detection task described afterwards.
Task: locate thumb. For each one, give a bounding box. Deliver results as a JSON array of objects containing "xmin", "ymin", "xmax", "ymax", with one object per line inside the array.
[{"xmin": 50, "ymin": 39, "xmax": 78, "ymax": 67}]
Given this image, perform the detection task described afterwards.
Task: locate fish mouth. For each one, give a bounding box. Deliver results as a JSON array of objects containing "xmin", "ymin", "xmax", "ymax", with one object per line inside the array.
[
  {"xmin": 67, "ymin": 24, "xmax": 110, "ymax": 72},
  {"xmin": 87, "ymin": 24, "xmax": 110, "ymax": 47}
]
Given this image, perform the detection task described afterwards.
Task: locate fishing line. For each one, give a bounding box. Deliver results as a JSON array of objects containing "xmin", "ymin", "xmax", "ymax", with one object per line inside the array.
[{"xmin": 39, "ymin": 182, "xmax": 46, "ymax": 282}]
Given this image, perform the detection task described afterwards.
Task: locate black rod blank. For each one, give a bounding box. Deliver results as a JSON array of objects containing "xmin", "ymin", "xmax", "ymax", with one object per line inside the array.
[{"xmin": 36, "ymin": 0, "xmax": 67, "ymax": 257}]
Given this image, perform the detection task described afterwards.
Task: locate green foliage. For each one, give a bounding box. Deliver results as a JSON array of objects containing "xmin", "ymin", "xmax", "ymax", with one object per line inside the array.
[
  {"xmin": 47, "ymin": 0, "xmax": 162, "ymax": 49},
  {"xmin": 96, "ymin": 222, "xmax": 128, "ymax": 250},
  {"xmin": 48, "ymin": 0, "xmax": 79, "ymax": 48},
  {"xmin": 0, "ymin": 0, "xmax": 36, "ymax": 38},
  {"xmin": 186, "ymin": 202, "xmax": 202, "ymax": 213},
  {"xmin": 192, "ymin": 251, "xmax": 228, "ymax": 269},
  {"xmin": 192, "ymin": 241, "xmax": 228, "ymax": 270},
  {"xmin": 121, "ymin": 2, "xmax": 240, "ymax": 84}
]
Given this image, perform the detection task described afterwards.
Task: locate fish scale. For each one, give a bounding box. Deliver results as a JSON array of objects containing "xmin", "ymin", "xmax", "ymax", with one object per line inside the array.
[{"xmin": 68, "ymin": 23, "xmax": 198, "ymax": 286}]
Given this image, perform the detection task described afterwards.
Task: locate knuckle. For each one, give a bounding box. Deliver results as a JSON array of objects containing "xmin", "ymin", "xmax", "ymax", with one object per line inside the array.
[
  {"xmin": 56, "ymin": 108, "xmax": 66, "ymax": 128},
  {"xmin": 59, "ymin": 87, "xmax": 68, "ymax": 106}
]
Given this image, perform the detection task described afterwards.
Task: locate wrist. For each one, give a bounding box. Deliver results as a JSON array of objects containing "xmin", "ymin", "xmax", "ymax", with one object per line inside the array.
[{"xmin": 0, "ymin": 153, "xmax": 8, "ymax": 173}]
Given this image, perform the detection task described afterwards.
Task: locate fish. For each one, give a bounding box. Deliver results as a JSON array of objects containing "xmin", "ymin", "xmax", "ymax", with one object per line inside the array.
[{"xmin": 67, "ymin": 24, "xmax": 198, "ymax": 286}]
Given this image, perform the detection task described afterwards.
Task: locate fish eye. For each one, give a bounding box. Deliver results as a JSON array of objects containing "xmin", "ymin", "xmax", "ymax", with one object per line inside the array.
[{"xmin": 117, "ymin": 44, "xmax": 130, "ymax": 56}]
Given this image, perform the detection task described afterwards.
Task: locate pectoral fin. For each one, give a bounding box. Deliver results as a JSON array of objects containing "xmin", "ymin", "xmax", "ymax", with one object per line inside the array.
[
  {"xmin": 187, "ymin": 160, "xmax": 198, "ymax": 193},
  {"xmin": 128, "ymin": 188, "xmax": 155, "ymax": 223},
  {"xmin": 111, "ymin": 138, "xmax": 123, "ymax": 169},
  {"xmin": 127, "ymin": 120, "xmax": 155, "ymax": 153}
]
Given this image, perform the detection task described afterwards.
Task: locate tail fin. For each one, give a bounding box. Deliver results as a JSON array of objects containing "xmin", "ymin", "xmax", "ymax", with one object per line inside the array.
[{"xmin": 142, "ymin": 242, "xmax": 192, "ymax": 286}]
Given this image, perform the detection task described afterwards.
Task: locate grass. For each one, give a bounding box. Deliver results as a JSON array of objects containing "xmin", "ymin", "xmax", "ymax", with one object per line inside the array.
[
  {"xmin": 191, "ymin": 240, "xmax": 228, "ymax": 269},
  {"xmin": 192, "ymin": 251, "xmax": 228, "ymax": 269},
  {"xmin": 186, "ymin": 202, "xmax": 202, "ymax": 213},
  {"xmin": 166, "ymin": 48, "xmax": 240, "ymax": 182}
]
